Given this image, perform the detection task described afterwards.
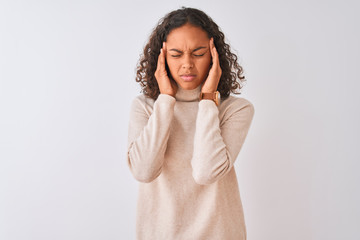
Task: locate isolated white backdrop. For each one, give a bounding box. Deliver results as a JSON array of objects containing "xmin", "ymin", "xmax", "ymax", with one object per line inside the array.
[{"xmin": 1, "ymin": 0, "xmax": 359, "ymax": 239}]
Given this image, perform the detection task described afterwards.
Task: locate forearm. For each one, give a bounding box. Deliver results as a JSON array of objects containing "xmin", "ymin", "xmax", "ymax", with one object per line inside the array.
[
  {"xmin": 127, "ymin": 94, "xmax": 176, "ymax": 183},
  {"xmin": 191, "ymin": 99, "xmax": 255, "ymax": 185}
]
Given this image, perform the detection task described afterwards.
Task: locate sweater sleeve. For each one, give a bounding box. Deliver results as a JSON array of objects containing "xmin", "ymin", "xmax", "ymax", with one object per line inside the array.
[
  {"xmin": 191, "ymin": 98, "xmax": 255, "ymax": 185},
  {"xmin": 127, "ymin": 94, "xmax": 176, "ymax": 183}
]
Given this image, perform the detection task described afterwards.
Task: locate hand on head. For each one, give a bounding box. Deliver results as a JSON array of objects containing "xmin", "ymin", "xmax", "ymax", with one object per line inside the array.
[
  {"xmin": 155, "ymin": 37, "xmax": 222, "ymax": 97},
  {"xmin": 201, "ymin": 37, "xmax": 222, "ymax": 93},
  {"xmin": 154, "ymin": 42, "xmax": 178, "ymax": 97}
]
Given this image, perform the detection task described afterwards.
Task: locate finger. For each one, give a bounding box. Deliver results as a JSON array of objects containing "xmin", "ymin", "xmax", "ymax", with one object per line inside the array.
[
  {"xmin": 160, "ymin": 42, "xmax": 167, "ymax": 71},
  {"xmin": 159, "ymin": 44, "xmax": 164, "ymax": 67},
  {"xmin": 163, "ymin": 42, "xmax": 167, "ymax": 68},
  {"xmin": 210, "ymin": 38, "xmax": 219, "ymax": 66},
  {"xmin": 157, "ymin": 43, "xmax": 165, "ymax": 72},
  {"xmin": 209, "ymin": 38, "xmax": 214, "ymax": 58},
  {"xmin": 156, "ymin": 47, "xmax": 162, "ymax": 70}
]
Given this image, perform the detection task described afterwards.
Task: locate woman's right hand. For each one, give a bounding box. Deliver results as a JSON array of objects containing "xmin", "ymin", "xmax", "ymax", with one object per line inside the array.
[{"xmin": 154, "ymin": 42, "xmax": 178, "ymax": 97}]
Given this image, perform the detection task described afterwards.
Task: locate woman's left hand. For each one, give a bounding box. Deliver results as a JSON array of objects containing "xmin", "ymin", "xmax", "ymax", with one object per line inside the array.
[{"xmin": 201, "ymin": 37, "xmax": 222, "ymax": 93}]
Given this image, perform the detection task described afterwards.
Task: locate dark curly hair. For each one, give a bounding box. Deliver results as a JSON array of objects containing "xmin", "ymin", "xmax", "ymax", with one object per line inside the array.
[{"xmin": 135, "ymin": 7, "xmax": 246, "ymax": 100}]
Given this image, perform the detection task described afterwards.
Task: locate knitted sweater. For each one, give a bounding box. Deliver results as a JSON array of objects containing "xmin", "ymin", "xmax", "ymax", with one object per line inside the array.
[{"xmin": 126, "ymin": 82, "xmax": 255, "ymax": 240}]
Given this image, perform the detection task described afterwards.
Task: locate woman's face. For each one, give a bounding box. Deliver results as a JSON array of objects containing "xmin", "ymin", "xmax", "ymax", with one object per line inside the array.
[{"xmin": 165, "ymin": 23, "xmax": 211, "ymax": 90}]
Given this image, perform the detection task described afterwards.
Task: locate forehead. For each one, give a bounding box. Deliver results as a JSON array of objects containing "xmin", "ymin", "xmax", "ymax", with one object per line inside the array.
[{"xmin": 166, "ymin": 23, "xmax": 209, "ymax": 48}]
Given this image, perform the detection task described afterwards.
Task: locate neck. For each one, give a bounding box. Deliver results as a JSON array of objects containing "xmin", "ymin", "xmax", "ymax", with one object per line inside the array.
[{"xmin": 175, "ymin": 83, "xmax": 203, "ymax": 102}]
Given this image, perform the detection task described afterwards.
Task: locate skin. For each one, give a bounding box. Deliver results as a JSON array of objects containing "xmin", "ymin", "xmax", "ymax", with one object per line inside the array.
[{"xmin": 154, "ymin": 23, "xmax": 222, "ymax": 97}]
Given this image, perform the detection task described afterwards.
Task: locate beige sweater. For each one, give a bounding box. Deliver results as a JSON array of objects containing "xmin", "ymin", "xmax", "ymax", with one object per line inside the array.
[{"xmin": 127, "ymin": 82, "xmax": 255, "ymax": 240}]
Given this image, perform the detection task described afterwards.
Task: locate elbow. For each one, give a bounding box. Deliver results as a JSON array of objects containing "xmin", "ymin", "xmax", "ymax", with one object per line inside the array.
[
  {"xmin": 128, "ymin": 161, "xmax": 162, "ymax": 183},
  {"xmin": 132, "ymin": 170, "xmax": 161, "ymax": 183},
  {"xmin": 192, "ymin": 164, "xmax": 223, "ymax": 185},
  {"xmin": 192, "ymin": 171, "xmax": 214, "ymax": 185},
  {"xmin": 191, "ymin": 156, "xmax": 231, "ymax": 185},
  {"xmin": 127, "ymin": 152, "xmax": 162, "ymax": 183}
]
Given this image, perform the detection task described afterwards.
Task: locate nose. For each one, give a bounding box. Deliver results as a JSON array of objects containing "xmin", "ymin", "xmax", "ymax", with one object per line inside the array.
[{"xmin": 182, "ymin": 54, "xmax": 194, "ymax": 69}]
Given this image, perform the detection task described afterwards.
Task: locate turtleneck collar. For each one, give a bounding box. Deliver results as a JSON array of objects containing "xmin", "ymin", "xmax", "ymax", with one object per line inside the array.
[{"xmin": 175, "ymin": 82, "xmax": 203, "ymax": 102}]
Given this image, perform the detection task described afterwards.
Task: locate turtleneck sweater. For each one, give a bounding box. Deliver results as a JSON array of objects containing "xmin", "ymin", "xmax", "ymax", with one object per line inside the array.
[{"xmin": 127, "ymin": 82, "xmax": 255, "ymax": 240}]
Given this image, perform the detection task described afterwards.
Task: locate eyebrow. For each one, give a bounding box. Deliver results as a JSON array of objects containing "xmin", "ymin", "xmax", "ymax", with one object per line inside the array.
[{"xmin": 169, "ymin": 46, "xmax": 207, "ymax": 53}]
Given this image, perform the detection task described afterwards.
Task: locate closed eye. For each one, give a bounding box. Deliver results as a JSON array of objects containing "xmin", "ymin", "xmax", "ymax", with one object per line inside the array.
[
  {"xmin": 169, "ymin": 46, "xmax": 208, "ymax": 58},
  {"xmin": 171, "ymin": 53, "xmax": 206, "ymax": 58}
]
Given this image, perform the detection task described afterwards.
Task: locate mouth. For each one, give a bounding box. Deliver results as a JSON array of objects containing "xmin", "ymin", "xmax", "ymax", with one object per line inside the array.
[{"xmin": 180, "ymin": 74, "xmax": 196, "ymax": 82}]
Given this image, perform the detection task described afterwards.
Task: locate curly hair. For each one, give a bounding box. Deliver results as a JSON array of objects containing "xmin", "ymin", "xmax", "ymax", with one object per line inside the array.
[{"xmin": 135, "ymin": 7, "xmax": 246, "ymax": 100}]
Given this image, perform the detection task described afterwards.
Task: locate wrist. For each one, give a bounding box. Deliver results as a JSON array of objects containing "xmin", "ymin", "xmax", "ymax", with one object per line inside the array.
[
  {"xmin": 160, "ymin": 89, "xmax": 176, "ymax": 98},
  {"xmin": 201, "ymin": 87, "xmax": 217, "ymax": 93},
  {"xmin": 199, "ymin": 91, "xmax": 220, "ymax": 106}
]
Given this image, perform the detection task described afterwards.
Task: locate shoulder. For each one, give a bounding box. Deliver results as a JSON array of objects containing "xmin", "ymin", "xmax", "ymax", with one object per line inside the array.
[
  {"xmin": 220, "ymin": 95, "xmax": 255, "ymax": 114},
  {"xmin": 130, "ymin": 94, "xmax": 156, "ymax": 116},
  {"xmin": 218, "ymin": 95, "xmax": 255, "ymax": 124},
  {"xmin": 131, "ymin": 93, "xmax": 175, "ymax": 108},
  {"xmin": 131, "ymin": 94, "xmax": 153, "ymax": 105}
]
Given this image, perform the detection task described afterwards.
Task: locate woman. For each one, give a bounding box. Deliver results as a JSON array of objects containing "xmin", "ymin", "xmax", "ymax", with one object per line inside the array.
[{"xmin": 127, "ymin": 7, "xmax": 255, "ymax": 240}]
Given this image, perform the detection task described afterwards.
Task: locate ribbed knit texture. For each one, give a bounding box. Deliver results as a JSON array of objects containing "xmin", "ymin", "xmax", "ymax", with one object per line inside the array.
[{"xmin": 127, "ymin": 82, "xmax": 255, "ymax": 240}]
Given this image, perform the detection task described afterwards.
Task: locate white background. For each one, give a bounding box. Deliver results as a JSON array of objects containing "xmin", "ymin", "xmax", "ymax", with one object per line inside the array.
[{"xmin": 1, "ymin": 0, "xmax": 359, "ymax": 239}]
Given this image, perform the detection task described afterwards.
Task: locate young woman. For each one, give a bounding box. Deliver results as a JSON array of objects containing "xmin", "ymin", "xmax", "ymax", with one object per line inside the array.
[{"xmin": 127, "ymin": 7, "xmax": 255, "ymax": 240}]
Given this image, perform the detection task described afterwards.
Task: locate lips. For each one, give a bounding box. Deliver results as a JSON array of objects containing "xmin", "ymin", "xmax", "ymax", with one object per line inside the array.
[{"xmin": 180, "ymin": 74, "xmax": 196, "ymax": 82}]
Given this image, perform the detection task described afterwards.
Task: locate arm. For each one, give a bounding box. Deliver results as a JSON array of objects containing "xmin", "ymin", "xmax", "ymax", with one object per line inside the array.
[
  {"xmin": 127, "ymin": 94, "xmax": 176, "ymax": 183},
  {"xmin": 191, "ymin": 98, "xmax": 255, "ymax": 185}
]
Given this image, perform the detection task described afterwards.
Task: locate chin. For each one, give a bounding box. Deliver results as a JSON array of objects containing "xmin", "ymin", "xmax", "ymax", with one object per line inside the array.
[{"xmin": 178, "ymin": 81, "xmax": 202, "ymax": 90}]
